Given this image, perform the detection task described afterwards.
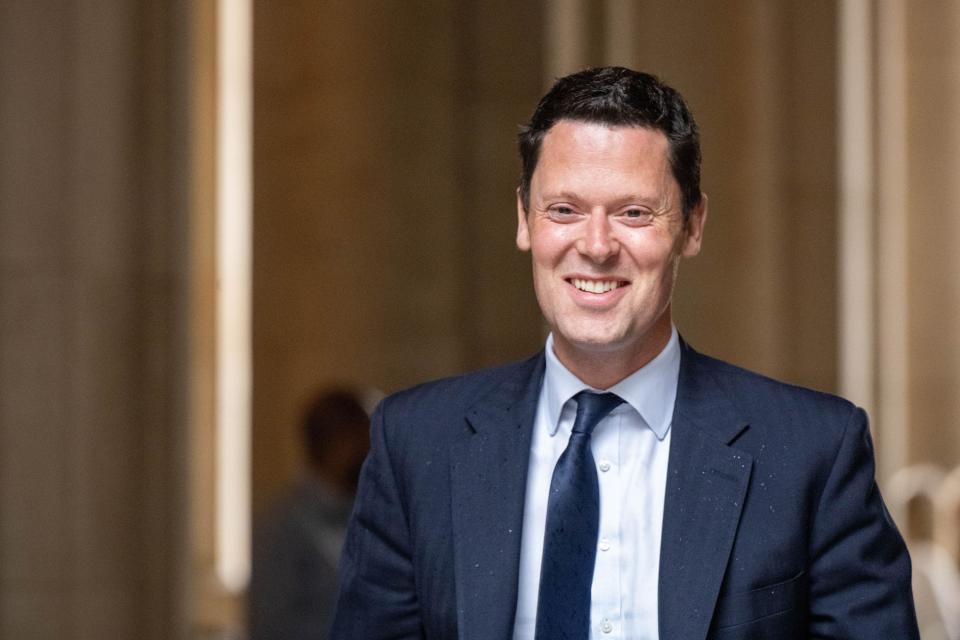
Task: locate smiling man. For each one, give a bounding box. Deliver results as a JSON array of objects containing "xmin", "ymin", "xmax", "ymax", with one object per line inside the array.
[
  {"xmin": 516, "ymin": 120, "xmax": 704, "ymax": 390},
  {"xmin": 330, "ymin": 67, "xmax": 919, "ymax": 639}
]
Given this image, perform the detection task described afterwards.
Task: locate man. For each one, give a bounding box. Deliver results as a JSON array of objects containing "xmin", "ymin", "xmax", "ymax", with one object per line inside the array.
[
  {"xmin": 330, "ymin": 67, "xmax": 919, "ymax": 639},
  {"xmin": 250, "ymin": 389, "xmax": 370, "ymax": 639}
]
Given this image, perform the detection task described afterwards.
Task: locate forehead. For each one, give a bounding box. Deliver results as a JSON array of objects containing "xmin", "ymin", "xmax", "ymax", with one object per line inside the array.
[
  {"xmin": 532, "ymin": 120, "xmax": 675, "ymax": 196},
  {"xmin": 538, "ymin": 121, "xmax": 669, "ymax": 170}
]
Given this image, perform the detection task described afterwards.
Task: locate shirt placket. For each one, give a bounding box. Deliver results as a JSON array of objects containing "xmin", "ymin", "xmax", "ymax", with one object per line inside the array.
[{"xmin": 591, "ymin": 410, "xmax": 623, "ymax": 638}]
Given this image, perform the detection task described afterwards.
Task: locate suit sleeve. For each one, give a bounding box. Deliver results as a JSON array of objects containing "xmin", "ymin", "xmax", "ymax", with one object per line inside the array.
[
  {"xmin": 329, "ymin": 400, "xmax": 423, "ymax": 639},
  {"xmin": 807, "ymin": 406, "xmax": 919, "ymax": 638}
]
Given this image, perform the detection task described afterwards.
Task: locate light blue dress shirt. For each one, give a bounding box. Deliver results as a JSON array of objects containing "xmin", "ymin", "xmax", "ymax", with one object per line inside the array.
[{"xmin": 512, "ymin": 327, "xmax": 681, "ymax": 640}]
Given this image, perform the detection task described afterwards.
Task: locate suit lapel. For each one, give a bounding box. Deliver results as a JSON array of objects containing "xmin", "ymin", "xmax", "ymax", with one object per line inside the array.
[
  {"xmin": 450, "ymin": 354, "xmax": 544, "ymax": 640},
  {"xmin": 659, "ymin": 343, "xmax": 752, "ymax": 640}
]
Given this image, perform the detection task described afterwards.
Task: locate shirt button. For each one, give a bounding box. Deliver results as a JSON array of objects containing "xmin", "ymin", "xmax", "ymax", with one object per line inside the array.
[
  {"xmin": 598, "ymin": 460, "xmax": 611, "ymax": 472},
  {"xmin": 601, "ymin": 618, "xmax": 613, "ymax": 633},
  {"xmin": 599, "ymin": 538, "xmax": 610, "ymax": 551}
]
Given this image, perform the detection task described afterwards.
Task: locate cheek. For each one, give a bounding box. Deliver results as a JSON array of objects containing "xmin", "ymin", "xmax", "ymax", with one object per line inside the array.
[
  {"xmin": 529, "ymin": 218, "xmax": 580, "ymax": 253},
  {"xmin": 630, "ymin": 244, "xmax": 676, "ymax": 270},
  {"xmin": 529, "ymin": 234, "xmax": 567, "ymax": 266},
  {"xmin": 636, "ymin": 231, "xmax": 683, "ymax": 264}
]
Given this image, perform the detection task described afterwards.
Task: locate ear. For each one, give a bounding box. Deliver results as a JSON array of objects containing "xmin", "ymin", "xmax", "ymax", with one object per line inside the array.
[
  {"xmin": 516, "ymin": 188, "xmax": 531, "ymax": 251},
  {"xmin": 681, "ymin": 193, "xmax": 708, "ymax": 258}
]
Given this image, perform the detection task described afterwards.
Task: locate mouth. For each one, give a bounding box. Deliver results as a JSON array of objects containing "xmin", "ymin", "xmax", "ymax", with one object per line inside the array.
[{"xmin": 567, "ymin": 277, "xmax": 629, "ymax": 294}]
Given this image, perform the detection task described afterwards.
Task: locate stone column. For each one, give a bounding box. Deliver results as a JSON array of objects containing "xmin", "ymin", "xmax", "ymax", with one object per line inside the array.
[{"xmin": 0, "ymin": 1, "xmax": 191, "ymax": 637}]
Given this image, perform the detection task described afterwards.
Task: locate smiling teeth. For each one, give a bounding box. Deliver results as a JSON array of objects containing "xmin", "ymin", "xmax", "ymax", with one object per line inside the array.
[{"xmin": 572, "ymin": 279, "xmax": 621, "ymax": 294}]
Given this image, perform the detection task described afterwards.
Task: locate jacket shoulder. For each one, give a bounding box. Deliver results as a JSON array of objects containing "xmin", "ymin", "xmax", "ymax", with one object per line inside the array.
[
  {"xmin": 686, "ymin": 345, "xmax": 858, "ymax": 421},
  {"xmin": 375, "ymin": 352, "xmax": 542, "ymax": 425}
]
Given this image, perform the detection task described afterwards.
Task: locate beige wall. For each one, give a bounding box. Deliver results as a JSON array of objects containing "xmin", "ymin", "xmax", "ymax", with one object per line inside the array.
[
  {"xmin": 902, "ymin": 1, "xmax": 960, "ymax": 468},
  {"xmin": 252, "ymin": 0, "xmax": 546, "ymax": 512},
  {"xmin": 0, "ymin": 0, "xmax": 191, "ymax": 638}
]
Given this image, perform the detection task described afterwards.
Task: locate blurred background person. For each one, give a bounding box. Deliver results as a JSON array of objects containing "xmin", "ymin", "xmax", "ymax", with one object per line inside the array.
[{"xmin": 248, "ymin": 388, "xmax": 370, "ymax": 640}]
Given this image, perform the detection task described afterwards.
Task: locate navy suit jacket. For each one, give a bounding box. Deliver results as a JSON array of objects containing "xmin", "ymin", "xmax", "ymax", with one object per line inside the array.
[{"xmin": 331, "ymin": 342, "xmax": 919, "ymax": 639}]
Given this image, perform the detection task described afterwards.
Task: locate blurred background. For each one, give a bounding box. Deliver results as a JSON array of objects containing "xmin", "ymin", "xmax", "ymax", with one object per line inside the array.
[{"xmin": 1, "ymin": 0, "xmax": 959, "ymax": 638}]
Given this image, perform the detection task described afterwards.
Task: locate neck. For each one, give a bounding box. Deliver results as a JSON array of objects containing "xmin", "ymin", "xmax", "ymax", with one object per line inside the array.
[{"xmin": 552, "ymin": 320, "xmax": 673, "ymax": 389}]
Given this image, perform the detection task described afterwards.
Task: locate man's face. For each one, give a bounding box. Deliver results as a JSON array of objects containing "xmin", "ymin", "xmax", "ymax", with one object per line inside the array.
[{"xmin": 516, "ymin": 120, "xmax": 706, "ymax": 378}]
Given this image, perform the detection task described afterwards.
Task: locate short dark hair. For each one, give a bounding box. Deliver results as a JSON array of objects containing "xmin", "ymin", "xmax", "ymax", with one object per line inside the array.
[{"xmin": 518, "ymin": 66, "xmax": 702, "ymax": 219}]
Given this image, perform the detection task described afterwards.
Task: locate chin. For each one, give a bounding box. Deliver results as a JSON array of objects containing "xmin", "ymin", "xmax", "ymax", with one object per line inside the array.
[{"xmin": 556, "ymin": 327, "xmax": 633, "ymax": 354}]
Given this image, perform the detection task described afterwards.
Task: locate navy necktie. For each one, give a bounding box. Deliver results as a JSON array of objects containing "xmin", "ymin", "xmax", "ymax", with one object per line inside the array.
[{"xmin": 535, "ymin": 391, "xmax": 624, "ymax": 640}]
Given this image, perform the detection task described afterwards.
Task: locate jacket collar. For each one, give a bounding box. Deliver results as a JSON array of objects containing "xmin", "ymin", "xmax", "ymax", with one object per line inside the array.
[
  {"xmin": 449, "ymin": 353, "xmax": 545, "ymax": 640},
  {"xmin": 658, "ymin": 340, "xmax": 753, "ymax": 639}
]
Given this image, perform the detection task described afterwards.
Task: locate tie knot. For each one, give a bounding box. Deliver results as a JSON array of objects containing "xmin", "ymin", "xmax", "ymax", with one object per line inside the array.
[{"xmin": 571, "ymin": 391, "xmax": 624, "ymax": 435}]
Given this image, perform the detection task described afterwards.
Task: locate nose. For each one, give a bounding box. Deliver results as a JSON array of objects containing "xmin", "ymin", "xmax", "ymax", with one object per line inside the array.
[{"xmin": 577, "ymin": 210, "xmax": 619, "ymax": 263}]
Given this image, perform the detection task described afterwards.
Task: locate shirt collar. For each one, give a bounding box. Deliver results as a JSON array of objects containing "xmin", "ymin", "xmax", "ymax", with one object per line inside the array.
[{"xmin": 542, "ymin": 326, "xmax": 681, "ymax": 441}]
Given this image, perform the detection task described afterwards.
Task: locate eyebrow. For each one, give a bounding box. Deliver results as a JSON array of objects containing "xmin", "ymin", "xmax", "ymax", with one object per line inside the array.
[{"xmin": 539, "ymin": 191, "xmax": 667, "ymax": 209}]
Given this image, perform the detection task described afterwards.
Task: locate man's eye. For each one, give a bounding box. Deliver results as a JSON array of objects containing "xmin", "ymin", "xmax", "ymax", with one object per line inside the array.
[
  {"xmin": 622, "ymin": 208, "xmax": 653, "ymax": 223},
  {"xmin": 548, "ymin": 206, "xmax": 576, "ymax": 219}
]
